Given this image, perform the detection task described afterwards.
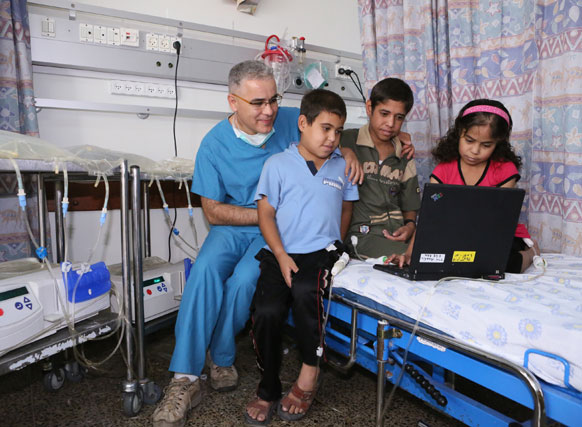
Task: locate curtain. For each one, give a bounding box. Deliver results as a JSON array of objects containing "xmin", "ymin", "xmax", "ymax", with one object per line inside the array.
[
  {"xmin": 358, "ymin": 0, "xmax": 582, "ymax": 254},
  {"xmin": 0, "ymin": 0, "xmax": 40, "ymax": 261}
]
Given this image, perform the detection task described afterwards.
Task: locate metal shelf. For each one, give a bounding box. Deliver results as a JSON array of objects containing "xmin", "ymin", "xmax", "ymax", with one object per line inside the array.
[{"xmin": 0, "ymin": 311, "xmax": 119, "ymax": 376}]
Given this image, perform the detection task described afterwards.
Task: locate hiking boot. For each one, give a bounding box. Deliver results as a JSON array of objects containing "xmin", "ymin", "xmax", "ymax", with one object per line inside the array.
[
  {"xmin": 207, "ymin": 353, "xmax": 238, "ymax": 392},
  {"xmin": 152, "ymin": 377, "xmax": 201, "ymax": 427}
]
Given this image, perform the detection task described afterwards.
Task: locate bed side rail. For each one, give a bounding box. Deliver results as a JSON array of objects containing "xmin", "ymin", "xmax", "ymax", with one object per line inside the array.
[{"xmin": 329, "ymin": 293, "xmax": 546, "ymax": 427}]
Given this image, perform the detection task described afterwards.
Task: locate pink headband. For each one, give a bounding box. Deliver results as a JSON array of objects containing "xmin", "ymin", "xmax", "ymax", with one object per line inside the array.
[{"xmin": 462, "ymin": 105, "xmax": 510, "ymax": 126}]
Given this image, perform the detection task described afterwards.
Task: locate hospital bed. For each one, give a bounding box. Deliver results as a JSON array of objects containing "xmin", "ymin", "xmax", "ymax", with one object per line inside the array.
[{"xmin": 324, "ymin": 254, "xmax": 582, "ymax": 426}]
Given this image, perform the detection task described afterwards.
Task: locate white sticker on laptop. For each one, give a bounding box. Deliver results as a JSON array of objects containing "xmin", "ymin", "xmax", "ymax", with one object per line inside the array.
[{"xmin": 419, "ymin": 253, "xmax": 445, "ymax": 263}]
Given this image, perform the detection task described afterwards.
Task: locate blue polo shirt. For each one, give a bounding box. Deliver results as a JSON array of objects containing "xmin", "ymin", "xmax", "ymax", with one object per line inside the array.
[
  {"xmin": 255, "ymin": 143, "xmax": 359, "ymax": 254},
  {"xmin": 191, "ymin": 107, "xmax": 301, "ymax": 233}
]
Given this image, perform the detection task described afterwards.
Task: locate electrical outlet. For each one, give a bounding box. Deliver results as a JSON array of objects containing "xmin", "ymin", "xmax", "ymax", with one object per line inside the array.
[
  {"xmin": 79, "ymin": 23, "xmax": 93, "ymax": 42},
  {"xmin": 171, "ymin": 37, "xmax": 182, "ymax": 51},
  {"xmin": 335, "ymin": 64, "xmax": 352, "ymax": 79},
  {"xmin": 159, "ymin": 35, "xmax": 171, "ymax": 52},
  {"xmin": 120, "ymin": 28, "xmax": 139, "ymax": 47},
  {"xmin": 156, "ymin": 85, "xmax": 167, "ymax": 97},
  {"xmin": 134, "ymin": 83, "xmax": 145, "ymax": 96},
  {"xmin": 107, "ymin": 27, "xmax": 120, "ymax": 45},
  {"xmin": 123, "ymin": 81, "xmax": 135, "ymax": 95},
  {"xmin": 146, "ymin": 84, "xmax": 158, "ymax": 96},
  {"xmin": 94, "ymin": 25, "xmax": 107, "ymax": 44},
  {"xmin": 146, "ymin": 33, "xmax": 159, "ymax": 51},
  {"xmin": 110, "ymin": 80, "xmax": 124, "ymax": 94}
]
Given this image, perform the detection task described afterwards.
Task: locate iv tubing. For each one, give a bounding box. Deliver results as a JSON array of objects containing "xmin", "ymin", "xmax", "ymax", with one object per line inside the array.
[
  {"xmin": 62, "ymin": 165, "xmax": 69, "ymax": 218},
  {"xmin": 9, "ymin": 158, "xmax": 26, "ymax": 209},
  {"xmin": 155, "ymin": 178, "xmax": 198, "ymax": 258}
]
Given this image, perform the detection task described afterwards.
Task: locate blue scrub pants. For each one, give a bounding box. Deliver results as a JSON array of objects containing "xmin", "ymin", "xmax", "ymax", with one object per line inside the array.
[{"xmin": 169, "ymin": 226, "xmax": 265, "ymax": 376}]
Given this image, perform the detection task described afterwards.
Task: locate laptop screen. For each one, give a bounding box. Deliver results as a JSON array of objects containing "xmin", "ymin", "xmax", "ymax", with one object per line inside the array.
[{"xmin": 408, "ymin": 184, "xmax": 525, "ymax": 279}]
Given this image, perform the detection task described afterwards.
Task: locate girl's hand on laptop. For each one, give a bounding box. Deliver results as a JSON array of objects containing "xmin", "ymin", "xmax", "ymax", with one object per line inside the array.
[
  {"xmin": 277, "ymin": 254, "xmax": 299, "ymax": 287},
  {"xmin": 385, "ymin": 252, "xmax": 411, "ymax": 268},
  {"xmin": 382, "ymin": 224, "xmax": 414, "ymax": 242}
]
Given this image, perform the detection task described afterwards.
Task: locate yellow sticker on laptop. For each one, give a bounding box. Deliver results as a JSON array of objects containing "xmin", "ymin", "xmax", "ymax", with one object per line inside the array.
[{"xmin": 452, "ymin": 251, "xmax": 476, "ymax": 262}]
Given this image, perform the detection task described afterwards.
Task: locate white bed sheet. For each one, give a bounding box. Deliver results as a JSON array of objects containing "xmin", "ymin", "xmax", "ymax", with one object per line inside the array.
[{"xmin": 333, "ymin": 253, "xmax": 582, "ymax": 392}]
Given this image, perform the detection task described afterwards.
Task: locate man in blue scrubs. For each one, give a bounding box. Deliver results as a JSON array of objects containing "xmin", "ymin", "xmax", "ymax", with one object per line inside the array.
[{"xmin": 153, "ymin": 61, "xmax": 361, "ymax": 427}]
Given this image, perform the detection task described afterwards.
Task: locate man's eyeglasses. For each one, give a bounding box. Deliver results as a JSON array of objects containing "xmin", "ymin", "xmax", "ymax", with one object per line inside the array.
[{"xmin": 231, "ymin": 93, "xmax": 283, "ymax": 109}]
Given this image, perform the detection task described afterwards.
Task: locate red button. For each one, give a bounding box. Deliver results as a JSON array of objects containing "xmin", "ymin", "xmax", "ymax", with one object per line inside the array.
[
  {"xmin": 0, "ymin": 308, "xmax": 3, "ymax": 316},
  {"xmin": 146, "ymin": 289, "xmax": 152, "ymax": 295}
]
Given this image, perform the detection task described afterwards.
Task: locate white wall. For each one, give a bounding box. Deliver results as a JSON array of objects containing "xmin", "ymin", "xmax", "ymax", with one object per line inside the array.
[{"xmin": 33, "ymin": 0, "xmax": 363, "ymax": 264}]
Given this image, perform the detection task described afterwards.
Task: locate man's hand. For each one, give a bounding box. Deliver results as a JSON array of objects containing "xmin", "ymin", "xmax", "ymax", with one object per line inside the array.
[
  {"xmin": 340, "ymin": 147, "xmax": 364, "ymax": 185},
  {"xmin": 382, "ymin": 223, "xmax": 415, "ymax": 242},
  {"xmin": 399, "ymin": 131, "xmax": 415, "ymax": 160},
  {"xmin": 276, "ymin": 253, "xmax": 299, "ymax": 287}
]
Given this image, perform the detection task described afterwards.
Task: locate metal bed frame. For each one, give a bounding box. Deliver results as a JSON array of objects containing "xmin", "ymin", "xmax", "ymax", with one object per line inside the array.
[{"xmin": 325, "ymin": 291, "xmax": 581, "ymax": 427}]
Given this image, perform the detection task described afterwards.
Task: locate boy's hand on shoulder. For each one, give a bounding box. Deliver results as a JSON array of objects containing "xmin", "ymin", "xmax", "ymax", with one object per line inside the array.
[
  {"xmin": 398, "ymin": 131, "xmax": 415, "ymax": 160},
  {"xmin": 340, "ymin": 147, "xmax": 364, "ymax": 185},
  {"xmin": 382, "ymin": 224, "xmax": 414, "ymax": 242},
  {"xmin": 276, "ymin": 253, "xmax": 299, "ymax": 288}
]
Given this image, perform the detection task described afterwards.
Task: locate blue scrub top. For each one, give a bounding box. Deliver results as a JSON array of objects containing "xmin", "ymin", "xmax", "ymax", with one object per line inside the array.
[
  {"xmin": 191, "ymin": 107, "xmax": 301, "ymax": 233},
  {"xmin": 255, "ymin": 143, "xmax": 359, "ymax": 254}
]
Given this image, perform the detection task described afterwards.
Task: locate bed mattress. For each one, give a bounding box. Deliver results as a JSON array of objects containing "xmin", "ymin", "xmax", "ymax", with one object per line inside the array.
[{"xmin": 332, "ymin": 254, "xmax": 582, "ymax": 392}]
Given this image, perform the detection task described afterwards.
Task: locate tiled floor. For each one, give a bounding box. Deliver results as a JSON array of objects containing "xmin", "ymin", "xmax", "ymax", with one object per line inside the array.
[{"xmin": 0, "ymin": 325, "xmax": 465, "ymax": 427}]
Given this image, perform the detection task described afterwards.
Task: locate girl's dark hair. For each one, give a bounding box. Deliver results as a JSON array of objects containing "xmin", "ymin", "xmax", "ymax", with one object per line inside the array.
[{"xmin": 432, "ymin": 99, "xmax": 522, "ymax": 170}]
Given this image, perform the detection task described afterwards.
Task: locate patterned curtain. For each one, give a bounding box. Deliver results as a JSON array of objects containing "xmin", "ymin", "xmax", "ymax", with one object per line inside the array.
[
  {"xmin": 0, "ymin": 0, "xmax": 40, "ymax": 261},
  {"xmin": 358, "ymin": 0, "xmax": 582, "ymax": 255}
]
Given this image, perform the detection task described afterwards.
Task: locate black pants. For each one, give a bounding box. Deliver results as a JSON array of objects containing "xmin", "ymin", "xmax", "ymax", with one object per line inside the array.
[{"xmin": 250, "ymin": 248, "xmax": 333, "ymax": 402}]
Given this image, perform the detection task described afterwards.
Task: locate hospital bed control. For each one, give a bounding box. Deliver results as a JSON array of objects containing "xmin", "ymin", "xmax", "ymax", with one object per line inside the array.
[{"xmin": 404, "ymin": 363, "xmax": 448, "ymax": 407}]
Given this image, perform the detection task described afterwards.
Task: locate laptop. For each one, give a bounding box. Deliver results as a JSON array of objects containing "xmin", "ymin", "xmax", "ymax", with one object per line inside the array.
[{"xmin": 373, "ymin": 183, "xmax": 525, "ymax": 281}]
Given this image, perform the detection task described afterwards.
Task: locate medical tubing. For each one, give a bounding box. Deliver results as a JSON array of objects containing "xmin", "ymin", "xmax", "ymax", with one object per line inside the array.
[
  {"xmin": 62, "ymin": 166, "xmax": 69, "ymax": 218},
  {"xmin": 100, "ymin": 174, "xmax": 109, "ymax": 225},
  {"xmin": 183, "ymin": 178, "xmax": 200, "ymax": 253},
  {"xmin": 73, "ymin": 286, "xmax": 127, "ymax": 369},
  {"xmin": 6, "ymin": 172, "xmax": 123, "ymax": 366},
  {"xmin": 350, "ymin": 235, "xmax": 365, "ymax": 261},
  {"xmin": 318, "ymin": 252, "xmax": 349, "ymax": 369},
  {"xmin": 10, "ymin": 158, "xmax": 26, "ymax": 209},
  {"xmin": 18, "ymin": 209, "xmax": 70, "ymax": 333},
  {"xmin": 29, "ymin": 195, "xmax": 123, "ymax": 369},
  {"xmin": 383, "ymin": 278, "xmax": 442, "ymax": 416},
  {"xmin": 157, "ymin": 178, "xmax": 198, "ymax": 258},
  {"xmin": 156, "ymin": 178, "xmax": 169, "ymax": 213},
  {"xmin": 184, "ymin": 178, "xmax": 193, "ymax": 216}
]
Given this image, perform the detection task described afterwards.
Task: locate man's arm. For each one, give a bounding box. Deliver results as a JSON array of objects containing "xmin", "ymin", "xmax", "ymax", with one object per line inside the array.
[
  {"xmin": 201, "ymin": 196, "xmax": 258, "ymax": 226},
  {"xmin": 257, "ymin": 197, "xmax": 298, "ymax": 287},
  {"xmin": 340, "ymin": 201, "xmax": 353, "ymax": 241}
]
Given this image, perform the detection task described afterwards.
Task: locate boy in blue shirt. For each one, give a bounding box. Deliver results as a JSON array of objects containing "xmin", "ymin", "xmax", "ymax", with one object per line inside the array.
[{"xmin": 245, "ymin": 89, "xmax": 359, "ymax": 425}]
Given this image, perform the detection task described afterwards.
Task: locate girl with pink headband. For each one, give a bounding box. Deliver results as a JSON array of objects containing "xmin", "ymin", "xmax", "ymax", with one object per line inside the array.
[{"xmin": 390, "ymin": 99, "xmax": 539, "ymax": 273}]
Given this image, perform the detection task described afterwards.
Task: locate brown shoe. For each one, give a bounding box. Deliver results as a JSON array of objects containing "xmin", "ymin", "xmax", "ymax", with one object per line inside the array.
[
  {"xmin": 152, "ymin": 377, "xmax": 201, "ymax": 427},
  {"xmin": 207, "ymin": 353, "xmax": 238, "ymax": 391}
]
